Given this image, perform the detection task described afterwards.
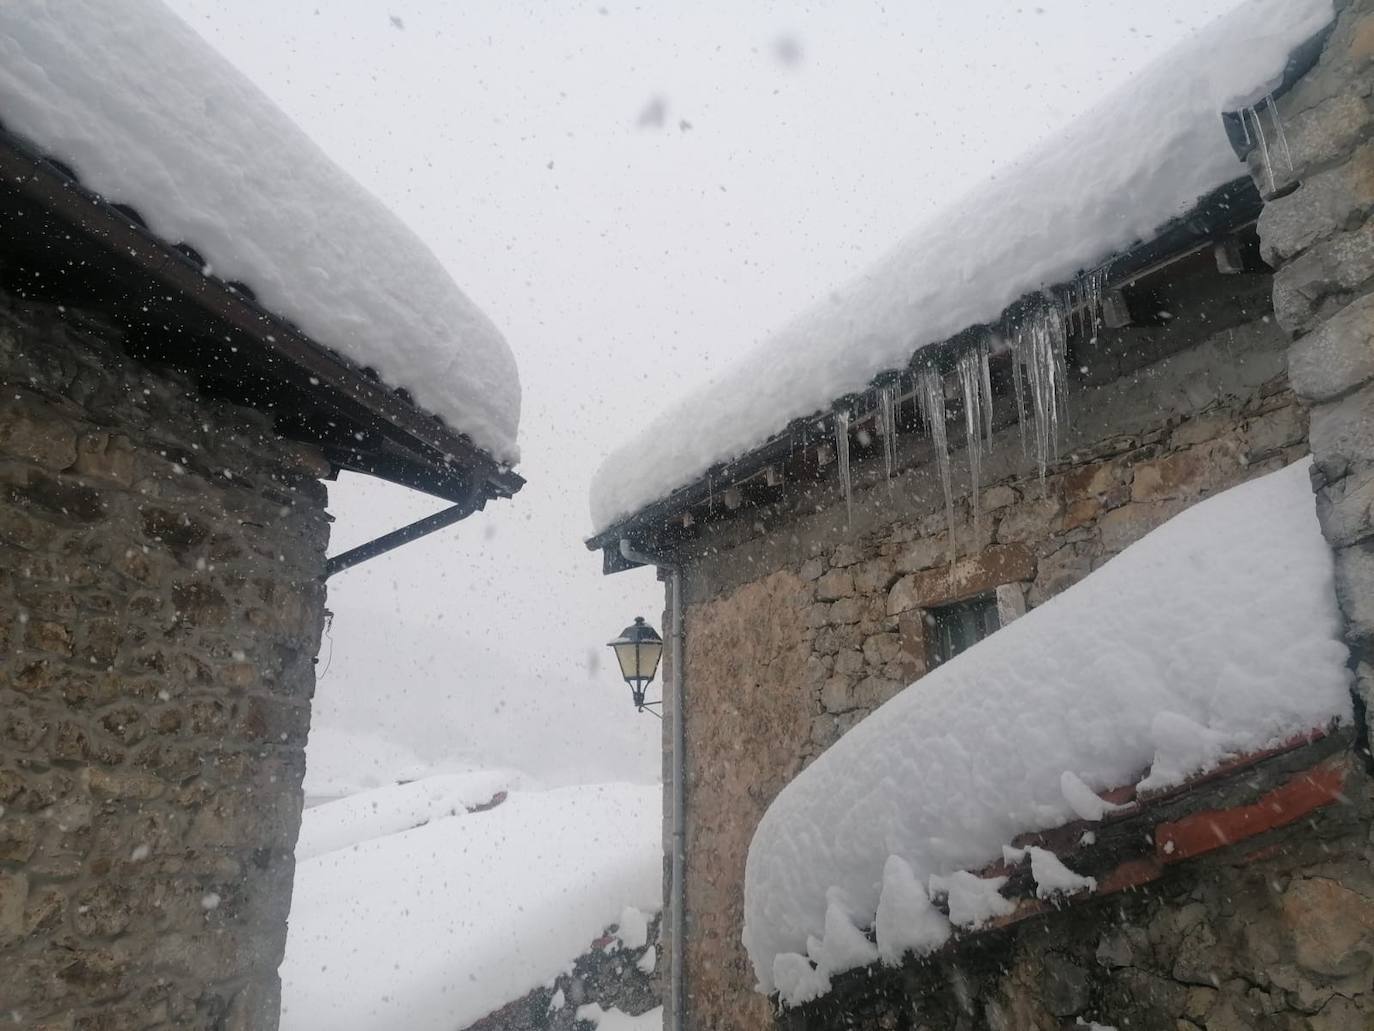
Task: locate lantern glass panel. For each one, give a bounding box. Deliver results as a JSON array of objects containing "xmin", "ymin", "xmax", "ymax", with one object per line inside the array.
[{"xmin": 613, "ymin": 638, "xmax": 663, "ymax": 683}]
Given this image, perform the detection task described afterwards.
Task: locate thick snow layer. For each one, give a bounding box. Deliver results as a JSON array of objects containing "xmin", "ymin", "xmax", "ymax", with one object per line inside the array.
[
  {"xmin": 588, "ymin": 0, "xmax": 1331, "ymax": 532},
  {"xmin": 743, "ymin": 461, "xmax": 1349, "ymax": 1000},
  {"xmin": 0, "ymin": 1, "xmax": 519, "ymax": 462},
  {"xmin": 280, "ymin": 780, "xmax": 660, "ymax": 1031},
  {"xmin": 294, "ymin": 770, "xmax": 522, "ymax": 861}
]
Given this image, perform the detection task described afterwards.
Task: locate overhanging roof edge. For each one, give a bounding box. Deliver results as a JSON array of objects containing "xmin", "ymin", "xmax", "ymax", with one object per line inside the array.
[
  {"xmin": 0, "ymin": 126, "xmax": 522, "ymax": 506},
  {"xmin": 584, "ymin": 176, "xmax": 1263, "ymax": 558}
]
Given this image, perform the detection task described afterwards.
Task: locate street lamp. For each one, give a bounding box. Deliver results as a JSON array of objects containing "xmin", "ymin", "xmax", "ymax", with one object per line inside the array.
[{"xmin": 607, "ymin": 616, "xmax": 664, "ymax": 715}]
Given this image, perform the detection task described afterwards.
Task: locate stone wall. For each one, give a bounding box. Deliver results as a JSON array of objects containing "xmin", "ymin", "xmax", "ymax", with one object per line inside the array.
[
  {"xmin": 666, "ymin": 251, "xmax": 1304, "ymax": 1029},
  {"xmin": 679, "ymin": 572, "xmax": 814, "ymax": 1031},
  {"xmin": 0, "ymin": 299, "xmax": 330, "ymax": 1029},
  {"xmin": 1258, "ymin": 0, "xmax": 1374, "ymax": 756}
]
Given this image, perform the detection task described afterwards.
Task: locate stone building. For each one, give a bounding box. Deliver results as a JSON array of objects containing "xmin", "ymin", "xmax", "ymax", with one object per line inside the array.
[
  {"xmin": 0, "ymin": 5, "xmax": 521, "ymax": 1029},
  {"xmin": 587, "ymin": 2, "xmax": 1374, "ymax": 1028}
]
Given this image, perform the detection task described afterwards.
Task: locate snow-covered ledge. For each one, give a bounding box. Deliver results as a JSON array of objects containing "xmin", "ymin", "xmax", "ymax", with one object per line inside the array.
[{"xmin": 741, "ymin": 460, "xmax": 1352, "ymax": 1009}]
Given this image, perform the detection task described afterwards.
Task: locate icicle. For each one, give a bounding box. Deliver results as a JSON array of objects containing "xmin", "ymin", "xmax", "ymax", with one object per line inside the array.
[
  {"xmin": 1088, "ymin": 268, "xmax": 1105, "ymax": 342},
  {"xmin": 1240, "ymin": 105, "xmax": 1251, "ymax": 147},
  {"xmin": 1018, "ymin": 301, "xmax": 1070, "ymax": 480},
  {"xmin": 1021, "ymin": 319, "xmax": 1051, "ymax": 479},
  {"xmin": 1077, "ymin": 276, "xmax": 1088, "ymax": 339},
  {"xmin": 979, "ymin": 345, "xmax": 994, "ymax": 447},
  {"xmin": 916, "ymin": 366, "xmax": 956, "ymax": 556},
  {"xmin": 1011, "ymin": 334, "xmax": 1028, "ymax": 457},
  {"xmin": 1249, "ymin": 106, "xmax": 1276, "ymax": 195},
  {"xmin": 879, "ymin": 383, "xmax": 898, "ymax": 484},
  {"xmin": 1266, "ymin": 92, "xmax": 1293, "ymax": 171},
  {"xmin": 1052, "ymin": 301, "xmax": 1071, "ymax": 435},
  {"xmin": 1083, "ymin": 272, "xmax": 1095, "ymax": 342},
  {"xmin": 1072, "ymin": 267, "xmax": 1105, "ymax": 344},
  {"xmin": 957, "ymin": 350, "xmax": 984, "ymax": 540},
  {"xmin": 1096, "ymin": 268, "xmax": 1105, "ymax": 337},
  {"xmin": 834, "ymin": 408, "xmax": 853, "ymax": 529}
]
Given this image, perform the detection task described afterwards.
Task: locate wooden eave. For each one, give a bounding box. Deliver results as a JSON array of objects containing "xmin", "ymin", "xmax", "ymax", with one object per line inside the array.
[{"xmin": 0, "ymin": 124, "xmax": 522, "ymax": 509}]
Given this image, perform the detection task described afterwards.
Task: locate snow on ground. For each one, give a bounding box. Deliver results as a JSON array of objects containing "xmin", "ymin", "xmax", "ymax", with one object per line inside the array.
[
  {"xmin": 280, "ymin": 778, "xmax": 661, "ymax": 1031},
  {"xmin": 588, "ymin": 0, "xmax": 1331, "ymax": 532},
  {"xmin": 0, "ymin": 0, "xmax": 520, "ymax": 463},
  {"xmin": 743, "ymin": 461, "xmax": 1350, "ymax": 1003},
  {"xmin": 294, "ymin": 770, "xmax": 524, "ymax": 861},
  {"xmin": 299, "ymin": 726, "xmax": 479, "ymax": 803},
  {"xmin": 575, "ymin": 1004, "xmax": 665, "ymax": 1030}
]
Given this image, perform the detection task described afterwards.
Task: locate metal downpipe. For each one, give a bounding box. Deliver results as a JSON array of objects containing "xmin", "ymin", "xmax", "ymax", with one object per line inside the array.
[{"xmin": 620, "ymin": 539, "xmax": 685, "ymax": 1031}]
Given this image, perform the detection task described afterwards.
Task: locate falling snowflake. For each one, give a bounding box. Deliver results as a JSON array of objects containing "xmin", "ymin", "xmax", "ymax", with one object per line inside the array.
[
  {"xmin": 636, "ymin": 95, "xmax": 667, "ymax": 129},
  {"xmin": 773, "ymin": 34, "xmax": 802, "ymax": 67}
]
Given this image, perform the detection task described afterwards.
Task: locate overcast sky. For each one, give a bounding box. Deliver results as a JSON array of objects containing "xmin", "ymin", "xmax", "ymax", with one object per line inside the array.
[{"xmin": 162, "ymin": 0, "xmax": 1240, "ymax": 788}]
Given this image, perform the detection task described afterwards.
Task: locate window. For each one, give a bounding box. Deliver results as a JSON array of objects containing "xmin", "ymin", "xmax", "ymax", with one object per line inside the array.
[{"xmin": 928, "ymin": 593, "xmax": 1001, "ymax": 667}]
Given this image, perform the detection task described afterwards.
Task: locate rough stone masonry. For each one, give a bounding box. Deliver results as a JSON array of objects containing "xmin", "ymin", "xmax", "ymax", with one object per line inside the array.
[
  {"xmin": 1262, "ymin": 0, "xmax": 1374, "ymax": 760},
  {"xmin": 0, "ymin": 297, "xmax": 330, "ymax": 1029}
]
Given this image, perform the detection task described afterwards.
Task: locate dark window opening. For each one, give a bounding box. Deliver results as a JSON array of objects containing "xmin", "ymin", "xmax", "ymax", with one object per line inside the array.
[{"xmin": 928, "ymin": 593, "xmax": 1000, "ymax": 667}]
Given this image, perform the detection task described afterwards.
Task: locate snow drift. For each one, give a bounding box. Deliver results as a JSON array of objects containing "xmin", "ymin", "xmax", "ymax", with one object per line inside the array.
[
  {"xmin": 589, "ymin": 0, "xmax": 1332, "ymax": 532},
  {"xmin": 293, "ymin": 769, "xmax": 524, "ymax": 861},
  {"xmin": 280, "ymin": 780, "xmax": 660, "ymax": 1031},
  {"xmin": 742, "ymin": 461, "xmax": 1349, "ymax": 1003},
  {"xmin": 0, "ymin": 0, "xmax": 520, "ymax": 463},
  {"xmin": 300, "ymin": 727, "xmax": 460, "ymax": 802}
]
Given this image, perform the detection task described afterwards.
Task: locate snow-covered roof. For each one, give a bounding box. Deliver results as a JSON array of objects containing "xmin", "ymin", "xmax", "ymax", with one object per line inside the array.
[
  {"xmin": 588, "ymin": 0, "xmax": 1331, "ymax": 534},
  {"xmin": 742, "ymin": 460, "xmax": 1350, "ymax": 1006},
  {"xmin": 0, "ymin": 0, "xmax": 520, "ymax": 465}
]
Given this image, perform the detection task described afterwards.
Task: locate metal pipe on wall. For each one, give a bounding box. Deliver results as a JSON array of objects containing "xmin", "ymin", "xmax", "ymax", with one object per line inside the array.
[{"xmin": 620, "ymin": 539, "xmax": 685, "ymax": 1031}]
